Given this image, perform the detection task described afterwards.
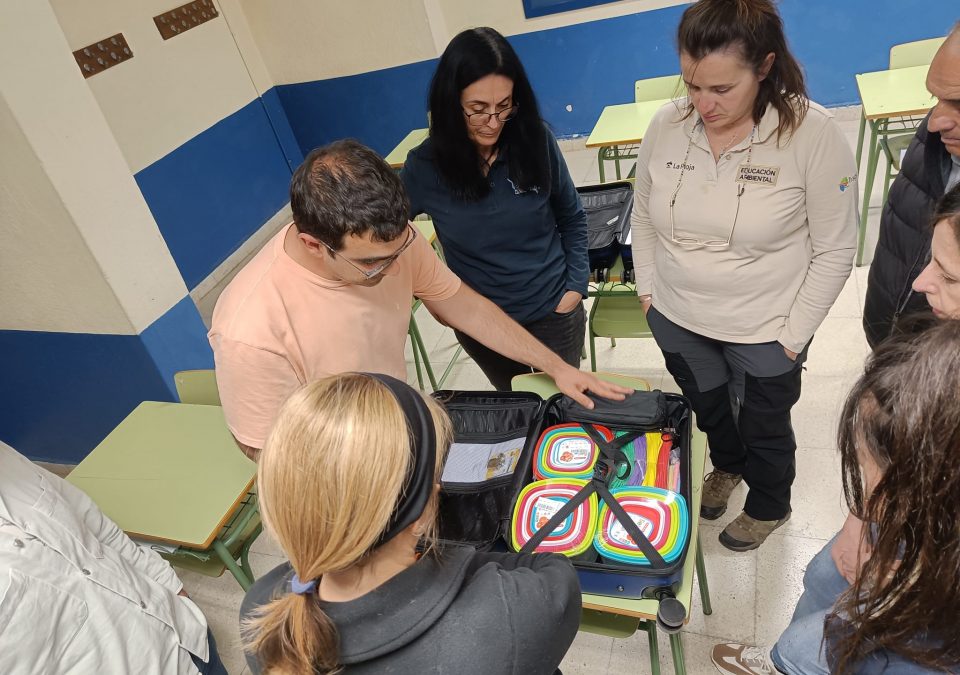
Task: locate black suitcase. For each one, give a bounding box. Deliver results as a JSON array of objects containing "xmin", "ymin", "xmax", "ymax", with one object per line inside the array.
[
  {"xmin": 432, "ymin": 389, "xmax": 694, "ymax": 630},
  {"xmin": 579, "ymin": 181, "xmax": 635, "ymax": 283}
]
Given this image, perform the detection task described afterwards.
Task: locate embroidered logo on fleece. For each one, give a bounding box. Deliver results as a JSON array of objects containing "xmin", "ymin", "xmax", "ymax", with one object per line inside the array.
[
  {"xmin": 507, "ymin": 177, "xmax": 540, "ymax": 195},
  {"xmin": 838, "ymin": 176, "xmax": 856, "ymax": 192}
]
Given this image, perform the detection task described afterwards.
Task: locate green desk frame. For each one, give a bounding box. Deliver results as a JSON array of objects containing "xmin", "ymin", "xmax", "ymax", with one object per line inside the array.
[
  {"xmin": 854, "ymin": 65, "xmax": 935, "ymax": 266},
  {"xmin": 67, "ymin": 402, "xmax": 261, "ymax": 590},
  {"xmin": 408, "ymin": 218, "xmax": 464, "ymax": 391}
]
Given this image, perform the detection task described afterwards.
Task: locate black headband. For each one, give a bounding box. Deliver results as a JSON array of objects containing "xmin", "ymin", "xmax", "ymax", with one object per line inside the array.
[{"xmin": 367, "ymin": 373, "xmax": 437, "ymax": 546}]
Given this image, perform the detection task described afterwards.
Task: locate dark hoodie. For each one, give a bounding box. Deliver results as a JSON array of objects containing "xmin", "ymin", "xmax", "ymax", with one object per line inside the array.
[{"xmin": 240, "ymin": 545, "xmax": 581, "ymax": 674}]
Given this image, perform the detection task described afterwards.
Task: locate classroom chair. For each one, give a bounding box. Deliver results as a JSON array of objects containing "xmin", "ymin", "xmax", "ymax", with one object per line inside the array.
[
  {"xmin": 174, "ymin": 369, "xmax": 221, "ymax": 406},
  {"xmin": 879, "ymin": 133, "xmax": 916, "ymax": 204},
  {"xmin": 635, "ymin": 74, "xmax": 686, "ymax": 103},
  {"xmin": 879, "ymin": 37, "xmax": 946, "ymax": 204},
  {"xmin": 170, "ymin": 369, "xmax": 263, "ymax": 590},
  {"xmin": 585, "ymin": 256, "xmax": 652, "ymax": 372},
  {"xmin": 889, "ymin": 36, "xmax": 946, "ymax": 69}
]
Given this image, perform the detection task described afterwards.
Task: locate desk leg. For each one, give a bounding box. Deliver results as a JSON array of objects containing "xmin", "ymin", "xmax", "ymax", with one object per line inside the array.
[
  {"xmin": 646, "ymin": 622, "xmax": 662, "ymax": 675},
  {"xmin": 857, "ymin": 120, "xmax": 880, "ymax": 267},
  {"xmin": 696, "ymin": 533, "xmax": 713, "ymax": 615},
  {"xmin": 614, "ymin": 146, "xmax": 623, "ymax": 181},
  {"xmin": 409, "ymin": 317, "xmax": 439, "ymax": 391},
  {"xmin": 239, "ymin": 523, "xmax": 262, "ymax": 585},
  {"xmin": 855, "ymin": 109, "xmax": 866, "ymax": 172},
  {"xmin": 598, "ymin": 148, "xmax": 607, "ymax": 183},
  {"xmin": 669, "ymin": 632, "xmax": 687, "ymax": 675},
  {"xmin": 410, "ymin": 324, "xmax": 425, "ymax": 390},
  {"xmin": 212, "ymin": 538, "xmax": 253, "ymax": 592}
]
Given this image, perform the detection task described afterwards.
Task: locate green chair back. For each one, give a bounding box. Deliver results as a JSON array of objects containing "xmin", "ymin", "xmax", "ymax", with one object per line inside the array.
[
  {"xmin": 635, "ymin": 74, "xmax": 685, "ymax": 102},
  {"xmin": 591, "ymin": 296, "xmax": 653, "ymax": 340},
  {"xmin": 174, "ymin": 369, "xmax": 221, "ymax": 406},
  {"xmin": 889, "ymin": 36, "xmax": 945, "ymax": 69},
  {"xmin": 511, "ymin": 371, "xmax": 650, "ymax": 398}
]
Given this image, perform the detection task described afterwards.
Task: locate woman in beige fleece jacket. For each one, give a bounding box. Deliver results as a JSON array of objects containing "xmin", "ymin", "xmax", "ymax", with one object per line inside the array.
[{"xmin": 631, "ymin": 0, "xmax": 857, "ymax": 551}]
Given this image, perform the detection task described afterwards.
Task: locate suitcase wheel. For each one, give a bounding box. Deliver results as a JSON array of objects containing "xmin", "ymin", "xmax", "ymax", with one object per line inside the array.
[{"xmin": 655, "ymin": 595, "xmax": 686, "ymax": 634}]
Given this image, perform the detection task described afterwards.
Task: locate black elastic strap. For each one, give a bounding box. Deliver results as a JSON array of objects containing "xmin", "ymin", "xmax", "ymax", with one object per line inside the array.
[
  {"xmin": 368, "ymin": 373, "xmax": 436, "ymax": 546},
  {"xmin": 595, "ymin": 481, "xmax": 667, "ymax": 568},
  {"xmin": 520, "ymin": 481, "xmax": 597, "ymax": 553},
  {"xmin": 580, "ymin": 423, "xmax": 643, "ymax": 482}
]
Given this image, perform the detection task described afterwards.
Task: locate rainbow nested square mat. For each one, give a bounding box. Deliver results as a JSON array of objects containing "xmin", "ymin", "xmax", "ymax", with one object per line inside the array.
[
  {"xmin": 533, "ymin": 423, "xmax": 613, "ymax": 480},
  {"xmin": 510, "ymin": 479, "xmax": 598, "ymax": 557},
  {"xmin": 594, "ymin": 486, "xmax": 689, "ymax": 566}
]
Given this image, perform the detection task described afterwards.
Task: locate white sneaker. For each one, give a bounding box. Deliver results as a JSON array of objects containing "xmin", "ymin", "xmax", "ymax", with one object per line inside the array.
[{"xmin": 711, "ymin": 643, "xmax": 778, "ymax": 675}]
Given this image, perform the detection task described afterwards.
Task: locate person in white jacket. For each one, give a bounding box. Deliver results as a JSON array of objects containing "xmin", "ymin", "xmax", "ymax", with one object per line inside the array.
[{"xmin": 0, "ymin": 441, "xmax": 226, "ymax": 674}]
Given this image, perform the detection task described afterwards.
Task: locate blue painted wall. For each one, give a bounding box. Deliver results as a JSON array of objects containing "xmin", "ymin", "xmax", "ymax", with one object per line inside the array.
[
  {"xmin": 141, "ymin": 295, "xmax": 216, "ymax": 398},
  {"xmin": 134, "ymin": 93, "xmax": 293, "ymax": 290},
  {"xmin": 276, "ymin": 0, "xmax": 956, "ymax": 156},
  {"xmin": 0, "ymin": 297, "xmax": 214, "ymax": 463},
  {"xmin": 277, "ymin": 59, "xmax": 439, "ymax": 159}
]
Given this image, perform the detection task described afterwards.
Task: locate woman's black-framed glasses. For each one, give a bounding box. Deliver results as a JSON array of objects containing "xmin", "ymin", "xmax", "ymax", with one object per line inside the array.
[
  {"xmin": 321, "ymin": 223, "xmax": 417, "ymax": 280},
  {"xmin": 463, "ymin": 105, "xmax": 519, "ymax": 127}
]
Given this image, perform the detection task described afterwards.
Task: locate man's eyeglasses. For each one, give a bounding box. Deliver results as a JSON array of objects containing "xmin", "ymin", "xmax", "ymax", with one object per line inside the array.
[
  {"xmin": 463, "ymin": 105, "xmax": 519, "ymax": 127},
  {"xmin": 321, "ymin": 223, "xmax": 417, "ymax": 280},
  {"xmin": 669, "ymin": 123, "xmax": 756, "ymax": 250}
]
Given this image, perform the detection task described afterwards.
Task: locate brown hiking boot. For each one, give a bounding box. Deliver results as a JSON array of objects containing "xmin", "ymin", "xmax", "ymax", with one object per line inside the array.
[
  {"xmin": 700, "ymin": 470, "xmax": 742, "ymax": 520},
  {"xmin": 719, "ymin": 511, "xmax": 791, "ymax": 552}
]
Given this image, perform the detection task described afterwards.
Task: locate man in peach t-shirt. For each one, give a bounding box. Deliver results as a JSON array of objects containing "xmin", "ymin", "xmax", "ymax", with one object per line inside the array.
[{"xmin": 209, "ymin": 140, "xmax": 627, "ymax": 459}]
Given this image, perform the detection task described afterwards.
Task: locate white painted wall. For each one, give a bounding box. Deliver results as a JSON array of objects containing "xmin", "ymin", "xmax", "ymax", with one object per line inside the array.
[
  {"xmin": 49, "ymin": 0, "xmax": 268, "ymax": 174},
  {"xmin": 239, "ymin": 0, "xmax": 437, "ymax": 85},
  {"xmin": 0, "ymin": 97, "xmax": 132, "ymax": 334},
  {"xmin": 240, "ymin": 0, "xmax": 688, "ymax": 83},
  {"xmin": 0, "ymin": 0, "xmax": 188, "ymax": 334}
]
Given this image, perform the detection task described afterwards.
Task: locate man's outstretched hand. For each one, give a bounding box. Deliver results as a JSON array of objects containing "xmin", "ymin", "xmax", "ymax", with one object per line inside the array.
[{"xmin": 551, "ymin": 367, "xmax": 633, "ymax": 408}]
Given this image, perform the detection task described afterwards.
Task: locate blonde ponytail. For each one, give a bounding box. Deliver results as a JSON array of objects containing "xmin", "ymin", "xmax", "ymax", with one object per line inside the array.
[
  {"xmin": 242, "ymin": 373, "xmax": 451, "ymax": 673},
  {"xmin": 243, "ymin": 592, "xmax": 340, "ymax": 674}
]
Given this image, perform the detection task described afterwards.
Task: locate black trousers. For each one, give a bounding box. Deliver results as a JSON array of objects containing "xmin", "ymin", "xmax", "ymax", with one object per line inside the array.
[
  {"xmin": 454, "ymin": 302, "xmax": 586, "ymax": 391},
  {"xmin": 647, "ymin": 307, "xmax": 806, "ymax": 521}
]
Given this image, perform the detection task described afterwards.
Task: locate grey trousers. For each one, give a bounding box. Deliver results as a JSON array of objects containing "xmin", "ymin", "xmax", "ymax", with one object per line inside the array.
[{"xmin": 647, "ymin": 307, "xmax": 807, "ymax": 520}]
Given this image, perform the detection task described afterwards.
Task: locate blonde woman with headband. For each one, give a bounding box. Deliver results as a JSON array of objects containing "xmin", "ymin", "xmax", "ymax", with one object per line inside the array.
[{"xmin": 240, "ymin": 373, "xmax": 581, "ymax": 675}]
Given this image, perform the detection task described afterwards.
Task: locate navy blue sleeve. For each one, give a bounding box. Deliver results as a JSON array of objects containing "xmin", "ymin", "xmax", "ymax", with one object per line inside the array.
[{"xmin": 546, "ymin": 129, "xmax": 589, "ymax": 297}]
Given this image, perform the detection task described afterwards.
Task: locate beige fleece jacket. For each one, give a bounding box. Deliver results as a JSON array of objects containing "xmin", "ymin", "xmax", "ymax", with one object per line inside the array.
[{"xmin": 631, "ymin": 100, "xmax": 858, "ymax": 353}]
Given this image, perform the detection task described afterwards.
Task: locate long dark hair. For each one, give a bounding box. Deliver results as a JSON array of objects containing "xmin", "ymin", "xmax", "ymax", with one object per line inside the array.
[
  {"xmin": 427, "ymin": 27, "xmax": 549, "ymax": 200},
  {"xmin": 933, "ymin": 182, "xmax": 960, "ymax": 248},
  {"xmin": 830, "ymin": 321, "xmax": 960, "ymax": 671},
  {"xmin": 677, "ymin": 0, "xmax": 809, "ymax": 142}
]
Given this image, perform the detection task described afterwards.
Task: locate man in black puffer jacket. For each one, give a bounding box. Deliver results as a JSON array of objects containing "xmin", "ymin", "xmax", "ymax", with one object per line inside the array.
[{"xmin": 863, "ymin": 27, "xmax": 960, "ymax": 348}]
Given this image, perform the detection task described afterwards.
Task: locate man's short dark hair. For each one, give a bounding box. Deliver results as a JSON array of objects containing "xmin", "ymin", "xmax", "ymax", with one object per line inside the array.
[{"xmin": 290, "ymin": 139, "xmax": 409, "ymax": 250}]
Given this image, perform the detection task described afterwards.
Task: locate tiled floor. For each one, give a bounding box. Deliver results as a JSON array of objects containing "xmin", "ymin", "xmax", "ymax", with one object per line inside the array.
[{"xmin": 180, "ymin": 107, "xmax": 882, "ymax": 674}]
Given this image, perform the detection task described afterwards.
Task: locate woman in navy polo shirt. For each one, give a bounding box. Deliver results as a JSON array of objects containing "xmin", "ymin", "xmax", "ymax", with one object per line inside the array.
[{"xmin": 401, "ymin": 27, "xmax": 589, "ymax": 391}]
